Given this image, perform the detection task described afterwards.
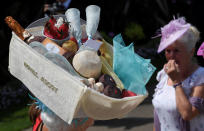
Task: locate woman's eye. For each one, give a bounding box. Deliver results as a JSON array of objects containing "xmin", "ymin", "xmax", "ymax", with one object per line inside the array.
[
  {"xmin": 165, "ymin": 49, "xmax": 171, "ymax": 53},
  {"xmin": 165, "ymin": 49, "xmax": 171, "ymax": 54},
  {"xmin": 174, "ymin": 49, "xmax": 179, "ymax": 53}
]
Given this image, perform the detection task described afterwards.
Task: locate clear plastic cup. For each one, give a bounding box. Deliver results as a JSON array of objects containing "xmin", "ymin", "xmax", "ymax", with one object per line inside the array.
[{"xmin": 85, "ymin": 5, "xmax": 101, "ymax": 39}]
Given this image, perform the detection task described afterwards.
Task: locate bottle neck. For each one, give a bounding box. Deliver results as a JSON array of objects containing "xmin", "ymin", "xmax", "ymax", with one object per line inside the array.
[{"xmin": 23, "ymin": 30, "xmax": 33, "ymax": 43}]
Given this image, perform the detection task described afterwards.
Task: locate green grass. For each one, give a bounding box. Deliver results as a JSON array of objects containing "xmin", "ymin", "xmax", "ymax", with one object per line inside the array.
[{"xmin": 0, "ymin": 106, "xmax": 32, "ymax": 131}]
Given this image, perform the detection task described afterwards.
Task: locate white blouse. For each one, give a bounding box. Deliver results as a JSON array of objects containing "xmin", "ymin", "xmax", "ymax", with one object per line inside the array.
[{"xmin": 152, "ymin": 67, "xmax": 204, "ymax": 131}]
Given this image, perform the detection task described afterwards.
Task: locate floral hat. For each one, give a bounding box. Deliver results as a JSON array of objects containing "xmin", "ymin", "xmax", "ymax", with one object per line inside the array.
[
  {"xmin": 197, "ymin": 42, "xmax": 204, "ymax": 57},
  {"xmin": 157, "ymin": 17, "xmax": 191, "ymax": 53}
]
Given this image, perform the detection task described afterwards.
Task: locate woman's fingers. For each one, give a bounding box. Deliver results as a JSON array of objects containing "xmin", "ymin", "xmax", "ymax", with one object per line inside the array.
[
  {"xmin": 173, "ymin": 61, "xmax": 180, "ymax": 72},
  {"xmin": 164, "ymin": 60, "xmax": 173, "ymax": 73},
  {"xmin": 164, "ymin": 60, "xmax": 182, "ymax": 84},
  {"xmin": 166, "ymin": 60, "xmax": 177, "ymax": 72}
]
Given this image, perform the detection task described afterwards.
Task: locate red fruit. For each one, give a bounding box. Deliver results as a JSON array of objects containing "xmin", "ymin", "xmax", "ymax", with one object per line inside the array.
[
  {"xmin": 122, "ymin": 89, "xmax": 137, "ymax": 98},
  {"xmin": 44, "ymin": 22, "xmax": 54, "ymax": 39},
  {"xmin": 58, "ymin": 23, "xmax": 69, "ymax": 39},
  {"xmin": 103, "ymin": 85, "xmax": 122, "ymax": 99},
  {"xmin": 49, "ymin": 16, "xmax": 56, "ymax": 25},
  {"xmin": 81, "ymin": 37, "xmax": 88, "ymax": 43},
  {"xmin": 70, "ymin": 37, "xmax": 77, "ymax": 44},
  {"xmin": 81, "ymin": 37, "xmax": 97, "ymax": 43},
  {"xmin": 44, "ymin": 16, "xmax": 69, "ymax": 40},
  {"xmin": 59, "ymin": 23, "xmax": 68, "ymax": 33}
]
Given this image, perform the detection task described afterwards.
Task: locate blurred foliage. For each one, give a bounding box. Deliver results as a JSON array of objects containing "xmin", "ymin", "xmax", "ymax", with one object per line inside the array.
[
  {"xmin": 0, "ymin": 79, "xmax": 29, "ymax": 111},
  {"xmin": 124, "ymin": 22, "xmax": 145, "ymax": 41},
  {"xmin": 100, "ymin": 31, "xmax": 113, "ymax": 45},
  {"xmin": 0, "ymin": 106, "xmax": 32, "ymax": 131}
]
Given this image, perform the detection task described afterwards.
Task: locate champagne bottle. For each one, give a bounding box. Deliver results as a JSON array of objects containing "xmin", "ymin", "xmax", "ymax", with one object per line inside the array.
[
  {"xmin": 5, "ymin": 16, "xmax": 45, "ymax": 44},
  {"xmin": 5, "ymin": 16, "xmax": 31, "ymax": 41}
]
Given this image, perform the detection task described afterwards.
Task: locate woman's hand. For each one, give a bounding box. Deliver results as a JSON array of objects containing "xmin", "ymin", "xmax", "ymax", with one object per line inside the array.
[{"xmin": 164, "ymin": 60, "xmax": 182, "ymax": 84}]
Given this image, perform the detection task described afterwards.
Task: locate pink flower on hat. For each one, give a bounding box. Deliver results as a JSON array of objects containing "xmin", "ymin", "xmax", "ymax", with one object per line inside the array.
[
  {"xmin": 197, "ymin": 42, "xmax": 204, "ymax": 58},
  {"xmin": 157, "ymin": 17, "xmax": 191, "ymax": 53}
]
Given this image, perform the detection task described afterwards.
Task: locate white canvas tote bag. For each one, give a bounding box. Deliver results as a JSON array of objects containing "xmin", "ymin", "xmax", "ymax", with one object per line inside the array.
[{"xmin": 8, "ymin": 15, "xmax": 148, "ymax": 124}]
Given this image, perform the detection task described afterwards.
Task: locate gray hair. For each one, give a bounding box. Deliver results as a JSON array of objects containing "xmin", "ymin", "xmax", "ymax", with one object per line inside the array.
[{"xmin": 177, "ymin": 26, "xmax": 200, "ymax": 51}]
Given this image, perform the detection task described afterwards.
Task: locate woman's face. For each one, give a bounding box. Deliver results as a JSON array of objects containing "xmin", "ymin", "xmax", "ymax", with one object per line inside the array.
[{"xmin": 165, "ymin": 41, "xmax": 194, "ymax": 69}]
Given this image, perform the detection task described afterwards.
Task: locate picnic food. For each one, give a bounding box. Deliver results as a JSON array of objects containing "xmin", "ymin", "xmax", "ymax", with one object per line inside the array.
[
  {"xmin": 100, "ymin": 56, "xmax": 124, "ymax": 90},
  {"xmin": 43, "ymin": 16, "xmax": 69, "ymax": 40},
  {"xmin": 29, "ymin": 41, "xmax": 48, "ymax": 55},
  {"xmin": 72, "ymin": 50, "xmax": 102, "ymax": 79},
  {"xmin": 42, "ymin": 38, "xmax": 66, "ymax": 55},
  {"xmin": 122, "ymin": 89, "xmax": 137, "ymax": 98},
  {"xmin": 5, "ymin": 16, "xmax": 29, "ymax": 41},
  {"xmin": 103, "ymin": 85, "xmax": 122, "ymax": 98},
  {"xmin": 5, "ymin": 16, "xmax": 39, "ymax": 44},
  {"xmin": 62, "ymin": 37, "xmax": 78, "ymax": 53},
  {"xmin": 5, "ymin": 16, "xmax": 47, "ymax": 44},
  {"xmin": 27, "ymin": 36, "xmax": 46, "ymax": 44},
  {"xmin": 99, "ymin": 74, "xmax": 116, "ymax": 87},
  {"xmin": 93, "ymin": 82, "xmax": 104, "ymax": 93},
  {"xmin": 62, "ymin": 37, "xmax": 78, "ymax": 60}
]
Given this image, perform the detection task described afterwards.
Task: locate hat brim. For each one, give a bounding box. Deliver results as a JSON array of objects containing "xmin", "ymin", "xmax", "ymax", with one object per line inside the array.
[
  {"xmin": 197, "ymin": 42, "xmax": 204, "ymax": 56},
  {"xmin": 157, "ymin": 26, "xmax": 190, "ymax": 53}
]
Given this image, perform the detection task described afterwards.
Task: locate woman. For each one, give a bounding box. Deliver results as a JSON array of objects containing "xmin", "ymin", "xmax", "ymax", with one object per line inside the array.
[{"xmin": 152, "ymin": 17, "xmax": 204, "ymax": 131}]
